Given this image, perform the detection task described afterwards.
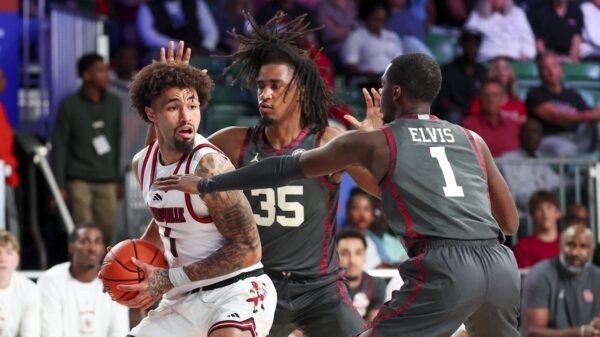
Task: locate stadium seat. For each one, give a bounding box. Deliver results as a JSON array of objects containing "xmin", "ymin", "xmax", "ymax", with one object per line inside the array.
[
  {"xmin": 511, "ymin": 61, "xmax": 538, "ymax": 80},
  {"xmin": 334, "ymin": 88, "xmax": 364, "ymax": 107},
  {"xmin": 211, "ymin": 84, "xmax": 248, "ymax": 105},
  {"xmin": 563, "ymin": 62, "xmax": 600, "ymax": 89},
  {"xmin": 425, "ymin": 34, "xmax": 457, "ymax": 65},
  {"xmin": 189, "ymin": 56, "xmax": 226, "ymax": 78}
]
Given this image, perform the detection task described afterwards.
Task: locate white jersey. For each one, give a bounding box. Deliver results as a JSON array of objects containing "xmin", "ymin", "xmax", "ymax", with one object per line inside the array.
[
  {"xmin": 0, "ymin": 272, "xmax": 40, "ymax": 337},
  {"xmin": 138, "ymin": 135, "xmax": 262, "ymax": 298},
  {"xmin": 37, "ymin": 262, "xmax": 129, "ymax": 337}
]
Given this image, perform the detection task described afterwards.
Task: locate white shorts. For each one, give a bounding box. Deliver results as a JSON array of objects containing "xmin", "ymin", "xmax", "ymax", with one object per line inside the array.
[{"xmin": 129, "ymin": 274, "xmax": 276, "ymax": 337}]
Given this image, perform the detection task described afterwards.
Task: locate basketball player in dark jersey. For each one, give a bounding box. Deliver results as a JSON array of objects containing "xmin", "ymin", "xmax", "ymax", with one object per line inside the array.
[
  {"xmin": 146, "ymin": 13, "xmax": 379, "ymax": 337},
  {"xmin": 157, "ymin": 53, "xmax": 522, "ymax": 337}
]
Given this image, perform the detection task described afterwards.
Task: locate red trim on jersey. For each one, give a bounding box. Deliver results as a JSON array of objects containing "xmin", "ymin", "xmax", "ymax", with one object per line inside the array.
[
  {"xmin": 237, "ymin": 127, "xmax": 253, "ymax": 168},
  {"xmin": 379, "ymin": 127, "xmax": 397, "ymax": 187},
  {"xmin": 320, "ymin": 190, "xmax": 337, "ymax": 275},
  {"xmin": 337, "ymin": 279, "xmax": 369, "ymax": 329},
  {"xmin": 183, "ymin": 143, "xmax": 224, "ymax": 224},
  {"xmin": 314, "ymin": 127, "xmax": 340, "ymax": 189},
  {"xmin": 384, "ymin": 180, "xmax": 420, "ymax": 242},
  {"xmin": 366, "ymin": 273, "xmax": 374, "ymax": 301},
  {"xmin": 398, "ymin": 114, "xmax": 440, "ymax": 120},
  {"xmin": 372, "ymin": 242, "xmax": 429, "ymax": 337},
  {"xmin": 463, "ymin": 129, "xmax": 488, "ymax": 179},
  {"xmin": 463, "ymin": 128, "xmax": 491, "ymax": 204},
  {"xmin": 149, "ymin": 145, "xmax": 159, "ymax": 188},
  {"xmin": 140, "ymin": 140, "xmax": 156, "ymax": 191},
  {"xmin": 208, "ymin": 318, "xmax": 257, "ymax": 337},
  {"xmin": 257, "ymin": 125, "xmax": 311, "ymax": 155}
]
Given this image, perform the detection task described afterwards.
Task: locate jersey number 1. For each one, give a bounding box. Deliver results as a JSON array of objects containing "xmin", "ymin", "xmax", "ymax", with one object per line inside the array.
[{"xmin": 430, "ymin": 146, "xmax": 464, "ymax": 197}]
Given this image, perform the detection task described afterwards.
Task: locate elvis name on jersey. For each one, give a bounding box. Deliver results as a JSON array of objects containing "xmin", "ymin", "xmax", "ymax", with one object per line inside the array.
[{"xmin": 408, "ymin": 127, "xmax": 455, "ymax": 144}]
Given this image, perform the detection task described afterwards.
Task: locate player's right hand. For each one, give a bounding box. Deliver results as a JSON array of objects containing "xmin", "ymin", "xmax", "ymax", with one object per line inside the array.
[
  {"xmin": 344, "ymin": 88, "xmax": 384, "ymax": 131},
  {"xmin": 155, "ymin": 175, "xmax": 202, "ymax": 194},
  {"xmin": 585, "ymin": 315, "xmax": 600, "ymax": 337}
]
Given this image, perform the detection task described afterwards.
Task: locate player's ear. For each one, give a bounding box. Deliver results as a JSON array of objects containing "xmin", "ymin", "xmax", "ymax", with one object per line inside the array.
[
  {"xmin": 145, "ymin": 106, "xmax": 157, "ymax": 123},
  {"xmin": 393, "ymin": 85, "xmax": 402, "ymax": 103}
]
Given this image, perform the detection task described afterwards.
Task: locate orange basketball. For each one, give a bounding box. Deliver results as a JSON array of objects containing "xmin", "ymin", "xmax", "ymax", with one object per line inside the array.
[{"xmin": 99, "ymin": 239, "xmax": 168, "ymax": 305}]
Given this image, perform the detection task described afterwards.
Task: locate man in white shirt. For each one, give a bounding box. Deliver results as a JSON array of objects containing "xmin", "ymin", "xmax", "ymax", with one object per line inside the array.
[
  {"xmin": 580, "ymin": 0, "xmax": 600, "ymax": 60},
  {"xmin": 37, "ymin": 226, "xmax": 129, "ymax": 337},
  {"xmin": 0, "ymin": 230, "xmax": 40, "ymax": 337}
]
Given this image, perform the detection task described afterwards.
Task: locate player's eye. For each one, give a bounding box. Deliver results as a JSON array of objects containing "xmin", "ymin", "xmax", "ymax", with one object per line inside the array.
[{"xmin": 167, "ymin": 106, "xmax": 178, "ymax": 111}]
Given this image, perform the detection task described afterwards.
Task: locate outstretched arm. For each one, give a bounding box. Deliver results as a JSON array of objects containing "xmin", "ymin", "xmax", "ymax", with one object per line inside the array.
[{"xmin": 156, "ymin": 130, "xmax": 389, "ymax": 195}]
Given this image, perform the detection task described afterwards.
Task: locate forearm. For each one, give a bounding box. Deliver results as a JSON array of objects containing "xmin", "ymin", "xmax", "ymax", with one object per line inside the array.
[
  {"xmin": 140, "ymin": 219, "xmax": 163, "ymax": 252},
  {"xmin": 198, "ymin": 155, "xmax": 305, "ymax": 193}
]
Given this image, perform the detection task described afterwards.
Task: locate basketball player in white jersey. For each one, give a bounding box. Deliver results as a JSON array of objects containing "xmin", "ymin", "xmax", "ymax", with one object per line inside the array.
[{"xmin": 117, "ymin": 60, "xmax": 276, "ymax": 337}]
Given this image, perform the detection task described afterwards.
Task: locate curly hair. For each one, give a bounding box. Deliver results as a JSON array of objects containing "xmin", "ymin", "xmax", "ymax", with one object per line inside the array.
[
  {"xmin": 223, "ymin": 11, "xmax": 331, "ymax": 127},
  {"xmin": 129, "ymin": 62, "xmax": 213, "ymax": 123}
]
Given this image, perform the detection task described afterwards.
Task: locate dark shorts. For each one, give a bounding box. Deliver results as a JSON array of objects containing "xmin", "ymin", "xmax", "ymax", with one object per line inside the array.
[
  {"xmin": 266, "ymin": 273, "xmax": 366, "ymax": 337},
  {"xmin": 370, "ymin": 239, "xmax": 520, "ymax": 337}
]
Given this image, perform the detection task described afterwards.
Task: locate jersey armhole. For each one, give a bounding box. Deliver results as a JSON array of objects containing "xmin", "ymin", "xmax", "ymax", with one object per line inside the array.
[
  {"xmin": 461, "ymin": 128, "xmax": 488, "ymax": 180},
  {"xmin": 315, "ymin": 126, "xmax": 340, "ymax": 189},
  {"xmin": 237, "ymin": 127, "xmax": 253, "ymax": 168},
  {"xmin": 378, "ymin": 127, "xmax": 397, "ymax": 187}
]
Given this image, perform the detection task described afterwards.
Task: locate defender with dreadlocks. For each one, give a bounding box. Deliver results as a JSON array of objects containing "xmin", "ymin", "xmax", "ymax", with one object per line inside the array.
[{"xmin": 152, "ymin": 13, "xmax": 380, "ymax": 337}]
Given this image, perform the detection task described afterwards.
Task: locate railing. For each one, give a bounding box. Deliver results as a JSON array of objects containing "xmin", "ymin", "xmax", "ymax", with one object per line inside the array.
[{"xmin": 495, "ymin": 156, "xmax": 600, "ymax": 242}]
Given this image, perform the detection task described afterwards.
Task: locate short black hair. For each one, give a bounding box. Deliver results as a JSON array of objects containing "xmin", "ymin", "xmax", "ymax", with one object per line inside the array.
[
  {"xmin": 336, "ymin": 228, "xmax": 367, "ymax": 248},
  {"xmin": 68, "ymin": 224, "xmax": 103, "ymax": 243},
  {"xmin": 347, "ymin": 187, "xmax": 373, "ymax": 207},
  {"xmin": 77, "ymin": 53, "xmax": 104, "ymax": 77},
  {"xmin": 529, "ymin": 190, "xmax": 559, "ymax": 215},
  {"xmin": 386, "ymin": 53, "xmax": 442, "ymax": 103},
  {"xmin": 358, "ymin": 0, "xmax": 391, "ymax": 21}
]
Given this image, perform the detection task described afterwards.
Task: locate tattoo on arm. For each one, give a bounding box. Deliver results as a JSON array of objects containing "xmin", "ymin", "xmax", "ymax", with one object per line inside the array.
[
  {"xmin": 182, "ymin": 153, "xmax": 261, "ymax": 281},
  {"xmin": 147, "ymin": 269, "xmax": 173, "ymax": 296}
]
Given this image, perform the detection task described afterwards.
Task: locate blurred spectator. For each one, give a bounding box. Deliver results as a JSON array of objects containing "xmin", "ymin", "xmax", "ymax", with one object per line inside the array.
[
  {"xmin": 37, "ymin": 226, "xmax": 129, "ymax": 337},
  {"xmin": 316, "ymin": 0, "xmax": 357, "ymax": 71},
  {"xmin": 137, "ymin": 0, "xmax": 219, "ymax": 57},
  {"xmin": 337, "ymin": 229, "xmax": 386, "ymax": 321},
  {"xmin": 108, "ymin": 46, "xmax": 145, "ymax": 175},
  {"xmin": 114, "ymin": 0, "xmax": 147, "ymax": 45},
  {"xmin": 255, "ymin": 0, "xmax": 313, "ymax": 26},
  {"xmin": 462, "ymin": 79, "xmax": 521, "ymax": 157},
  {"xmin": 213, "ymin": 0, "xmax": 252, "ymax": 54},
  {"xmin": 0, "ymin": 230, "xmax": 40, "ymax": 337},
  {"xmin": 524, "ymin": 225, "xmax": 600, "ymax": 335},
  {"xmin": 341, "ymin": 1, "xmax": 403, "ymax": 88},
  {"xmin": 464, "ymin": 0, "xmax": 535, "ymax": 61},
  {"xmin": 436, "ymin": 29, "xmax": 486, "ymax": 124},
  {"xmin": 51, "ymin": 54, "xmax": 121, "ymax": 243},
  {"xmin": 528, "ymin": 0, "xmax": 583, "ymax": 62},
  {"xmin": 468, "ymin": 57, "xmax": 526, "ymax": 123},
  {"xmin": 346, "ymin": 188, "xmax": 390, "ymax": 269},
  {"xmin": 497, "ymin": 119, "xmax": 561, "ymax": 220},
  {"xmin": 526, "ymin": 52, "xmax": 600, "ymax": 157},
  {"xmin": 580, "ymin": 0, "xmax": 600, "ymax": 61},
  {"xmin": 513, "ymin": 191, "xmax": 561, "ymax": 269},
  {"xmin": 385, "ymin": 0, "xmax": 433, "ymax": 56},
  {"xmin": 564, "ymin": 203, "xmax": 590, "ymax": 228},
  {"xmin": 430, "ymin": 0, "xmax": 475, "ymax": 28},
  {"xmin": 369, "ymin": 199, "xmax": 407, "ymax": 265},
  {"xmin": 0, "ymin": 69, "xmax": 19, "ymax": 187}
]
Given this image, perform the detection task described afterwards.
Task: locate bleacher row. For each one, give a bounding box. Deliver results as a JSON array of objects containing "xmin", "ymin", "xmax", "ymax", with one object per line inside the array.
[{"xmin": 195, "ymin": 33, "xmax": 600, "ymax": 134}]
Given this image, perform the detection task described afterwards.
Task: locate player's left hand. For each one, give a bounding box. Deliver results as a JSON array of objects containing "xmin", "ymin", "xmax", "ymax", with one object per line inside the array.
[
  {"xmin": 344, "ymin": 88, "xmax": 384, "ymax": 131},
  {"xmin": 155, "ymin": 175, "xmax": 202, "ymax": 194},
  {"xmin": 116, "ymin": 257, "xmax": 172, "ymax": 309}
]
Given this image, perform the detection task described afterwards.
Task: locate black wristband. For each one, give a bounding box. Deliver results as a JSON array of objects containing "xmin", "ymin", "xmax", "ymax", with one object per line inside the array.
[{"xmin": 196, "ymin": 155, "xmax": 305, "ymax": 193}]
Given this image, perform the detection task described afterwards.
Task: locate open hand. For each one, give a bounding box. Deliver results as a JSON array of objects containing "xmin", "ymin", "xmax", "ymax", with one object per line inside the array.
[
  {"xmin": 155, "ymin": 175, "xmax": 203, "ymax": 194},
  {"xmin": 116, "ymin": 257, "xmax": 171, "ymax": 309},
  {"xmin": 344, "ymin": 88, "xmax": 384, "ymax": 131},
  {"xmin": 160, "ymin": 40, "xmax": 191, "ymax": 65}
]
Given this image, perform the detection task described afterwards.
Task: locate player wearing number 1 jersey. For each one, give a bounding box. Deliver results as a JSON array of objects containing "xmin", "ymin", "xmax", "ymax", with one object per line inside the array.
[{"xmin": 158, "ymin": 53, "xmax": 522, "ymax": 337}]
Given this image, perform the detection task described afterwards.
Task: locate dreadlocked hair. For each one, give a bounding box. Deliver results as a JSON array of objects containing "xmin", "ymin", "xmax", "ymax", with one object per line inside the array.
[{"xmin": 223, "ymin": 11, "xmax": 331, "ymax": 127}]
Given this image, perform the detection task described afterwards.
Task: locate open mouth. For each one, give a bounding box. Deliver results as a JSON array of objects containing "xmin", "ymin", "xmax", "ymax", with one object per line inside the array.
[{"xmin": 177, "ymin": 125, "xmax": 195, "ymax": 139}]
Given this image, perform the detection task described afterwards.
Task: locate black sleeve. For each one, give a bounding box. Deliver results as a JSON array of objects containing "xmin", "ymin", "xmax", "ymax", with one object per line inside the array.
[
  {"xmin": 573, "ymin": 4, "xmax": 584, "ymax": 34},
  {"xmin": 572, "ymin": 90, "xmax": 589, "ymax": 111},
  {"xmin": 198, "ymin": 154, "xmax": 306, "ymax": 193},
  {"xmin": 525, "ymin": 88, "xmax": 544, "ymax": 116},
  {"xmin": 528, "ymin": 11, "xmax": 541, "ymax": 38}
]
